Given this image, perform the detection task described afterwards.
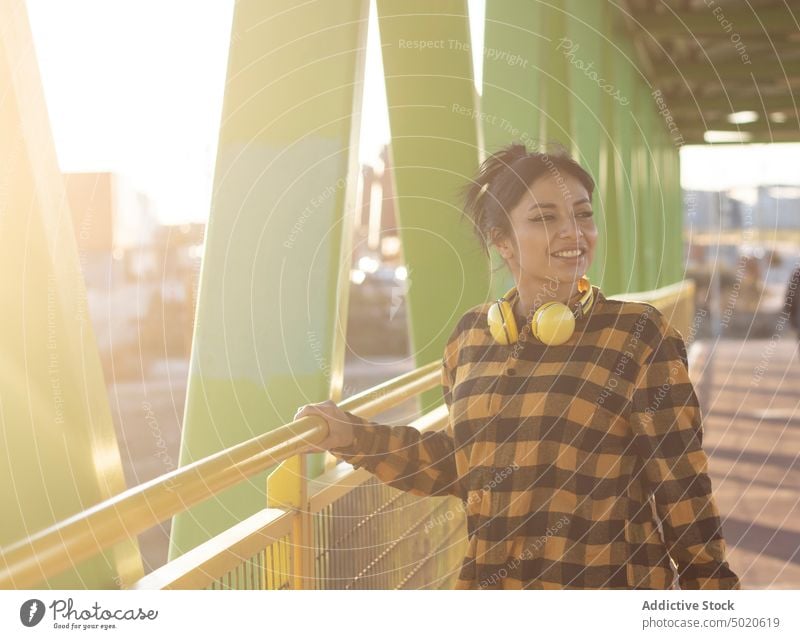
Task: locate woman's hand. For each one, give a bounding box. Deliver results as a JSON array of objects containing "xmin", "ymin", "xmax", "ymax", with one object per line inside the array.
[{"xmin": 293, "ymin": 399, "xmax": 357, "ymax": 453}]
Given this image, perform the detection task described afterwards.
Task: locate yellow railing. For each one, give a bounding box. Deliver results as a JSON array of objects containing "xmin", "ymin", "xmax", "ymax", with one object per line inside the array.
[
  {"xmin": 1, "ymin": 280, "xmax": 696, "ymax": 590},
  {"xmin": 0, "ymin": 361, "xmax": 450, "ymax": 589},
  {"xmin": 609, "ymin": 279, "xmax": 697, "ymax": 340}
]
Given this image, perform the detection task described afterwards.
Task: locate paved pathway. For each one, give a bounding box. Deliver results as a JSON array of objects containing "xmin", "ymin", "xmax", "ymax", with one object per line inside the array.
[{"xmin": 691, "ymin": 336, "xmax": 800, "ymax": 589}]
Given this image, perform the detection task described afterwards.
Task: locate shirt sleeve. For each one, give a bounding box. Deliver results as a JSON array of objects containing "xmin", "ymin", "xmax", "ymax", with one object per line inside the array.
[
  {"xmin": 328, "ymin": 324, "xmax": 465, "ymax": 500},
  {"xmin": 629, "ymin": 314, "xmax": 741, "ymax": 590}
]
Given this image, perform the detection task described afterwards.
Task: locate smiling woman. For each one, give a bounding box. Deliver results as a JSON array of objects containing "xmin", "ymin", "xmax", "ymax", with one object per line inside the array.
[{"xmin": 296, "ymin": 142, "xmax": 741, "ymax": 590}]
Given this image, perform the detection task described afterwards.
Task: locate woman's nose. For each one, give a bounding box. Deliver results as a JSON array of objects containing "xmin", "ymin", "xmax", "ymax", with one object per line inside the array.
[{"xmin": 557, "ymin": 217, "xmax": 581, "ymax": 238}]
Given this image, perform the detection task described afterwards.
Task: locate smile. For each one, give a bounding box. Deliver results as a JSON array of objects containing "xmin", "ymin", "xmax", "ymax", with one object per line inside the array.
[{"xmin": 551, "ymin": 249, "xmax": 585, "ymax": 258}]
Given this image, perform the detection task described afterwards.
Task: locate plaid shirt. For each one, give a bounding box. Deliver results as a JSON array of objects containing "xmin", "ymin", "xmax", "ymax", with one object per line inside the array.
[{"xmin": 331, "ymin": 285, "xmax": 740, "ymax": 590}]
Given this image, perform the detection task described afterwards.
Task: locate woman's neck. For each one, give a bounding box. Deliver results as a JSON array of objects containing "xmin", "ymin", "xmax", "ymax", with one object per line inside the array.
[{"xmin": 514, "ymin": 277, "xmax": 581, "ymax": 319}]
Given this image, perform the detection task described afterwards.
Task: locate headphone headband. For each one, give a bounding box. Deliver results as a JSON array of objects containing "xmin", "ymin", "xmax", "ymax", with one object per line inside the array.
[{"xmin": 501, "ymin": 276, "xmax": 594, "ymax": 321}]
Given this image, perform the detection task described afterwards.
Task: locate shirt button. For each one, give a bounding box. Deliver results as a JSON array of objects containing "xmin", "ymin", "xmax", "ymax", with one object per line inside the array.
[{"xmin": 506, "ymin": 368, "xmax": 516, "ymax": 376}]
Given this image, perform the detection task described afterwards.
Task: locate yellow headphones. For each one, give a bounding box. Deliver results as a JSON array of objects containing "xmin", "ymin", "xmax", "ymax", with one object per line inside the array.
[{"xmin": 487, "ymin": 276, "xmax": 594, "ymax": 346}]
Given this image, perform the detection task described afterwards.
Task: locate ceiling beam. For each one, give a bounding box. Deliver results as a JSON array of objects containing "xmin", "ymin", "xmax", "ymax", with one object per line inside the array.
[
  {"xmin": 676, "ymin": 117, "xmax": 799, "ymax": 134},
  {"xmin": 632, "ymin": 5, "xmax": 799, "ymax": 38},
  {"xmin": 652, "ymin": 57, "xmax": 800, "ymax": 84},
  {"xmin": 663, "ymin": 92, "xmax": 800, "ymax": 118},
  {"xmin": 680, "ymin": 128, "xmax": 800, "ymax": 145}
]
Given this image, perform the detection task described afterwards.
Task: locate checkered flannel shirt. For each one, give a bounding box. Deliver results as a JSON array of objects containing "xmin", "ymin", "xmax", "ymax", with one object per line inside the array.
[{"xmin": 331, "ymin": 285, "xmax": 740, "ymax": 590}]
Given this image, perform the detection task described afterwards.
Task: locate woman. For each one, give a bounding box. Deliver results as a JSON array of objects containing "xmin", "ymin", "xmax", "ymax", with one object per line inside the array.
[{"xmin": 295, "ymin": 142, "xmax": 740, "ymax": 590}]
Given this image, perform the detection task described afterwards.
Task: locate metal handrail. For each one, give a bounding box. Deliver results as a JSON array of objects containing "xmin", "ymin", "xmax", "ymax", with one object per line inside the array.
[
  {"xmin": 607, "ymin": 279, "xmax": 693, "ymax": 305},
  {"xmin": 0, "ymin": 360, "xmax": 442, "ymax": 588},
  {"xmin": 131, "ymin": 405, "xmax": 452, "ymax": 590}
]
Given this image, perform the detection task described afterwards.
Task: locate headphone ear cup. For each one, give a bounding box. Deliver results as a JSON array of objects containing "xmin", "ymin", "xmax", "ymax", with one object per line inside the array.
[
  {"xmin": 487, "ymin": 299, "xmax": 519, "ymax": 345},
  {"xmin": 531, "ymin": 302, "xmax": 575, "ymax": 346}
]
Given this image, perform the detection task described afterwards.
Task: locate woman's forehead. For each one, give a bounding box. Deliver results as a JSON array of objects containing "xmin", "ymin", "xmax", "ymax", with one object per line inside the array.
[{"xmin": 522, "ymin": 174, "xmax": 590, "ymax": 204}]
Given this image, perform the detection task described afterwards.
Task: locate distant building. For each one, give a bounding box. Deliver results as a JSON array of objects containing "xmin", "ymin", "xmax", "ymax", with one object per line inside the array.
[
  {"xmin": 63, "ymin": 172, "xmax": 204, "ymax": 377},
  {"xmin": 757, "ymin": 185, "xmax": 800, "ymax": 230},
  {"xmin": 684, "ymin": 185, "xmax": 800, "ymax": 233}
]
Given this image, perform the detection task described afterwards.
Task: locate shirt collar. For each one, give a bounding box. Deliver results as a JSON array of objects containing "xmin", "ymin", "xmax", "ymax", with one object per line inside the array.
[{"xmin": 512, "ymin": 283, "xmax": 599, "ymax": 325}]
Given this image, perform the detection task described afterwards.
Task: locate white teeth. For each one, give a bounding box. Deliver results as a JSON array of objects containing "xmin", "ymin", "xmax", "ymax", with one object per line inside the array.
[{"xmin": 553, "ymin": 249, "xmax": 583, "ymax": 257}]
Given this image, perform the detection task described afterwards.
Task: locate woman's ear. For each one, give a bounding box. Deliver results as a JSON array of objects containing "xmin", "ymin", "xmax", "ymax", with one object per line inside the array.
[{"xmin": 490, "ymin": 228, "xmax": 514, "ymax": 261}]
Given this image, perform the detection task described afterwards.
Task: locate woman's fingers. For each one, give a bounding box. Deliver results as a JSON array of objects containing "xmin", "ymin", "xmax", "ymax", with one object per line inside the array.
[{"xmin": 293, "ymin": 403, "xmax": 337, "ymax": 451}]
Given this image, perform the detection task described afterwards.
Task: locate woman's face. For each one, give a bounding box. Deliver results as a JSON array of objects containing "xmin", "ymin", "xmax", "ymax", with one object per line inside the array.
[{"xmin": 493, "ymin": 171, "xmax": 597, "ymax": 285}]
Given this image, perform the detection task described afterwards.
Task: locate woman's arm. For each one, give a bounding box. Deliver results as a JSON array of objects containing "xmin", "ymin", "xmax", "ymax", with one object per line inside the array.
[
  {"xmin": 629, "ymin": 313, "xmax": 741, "ymax": 590},
  {"xmin": 329, "ymin": 324, "xmax": 465, "ymax": 500}
]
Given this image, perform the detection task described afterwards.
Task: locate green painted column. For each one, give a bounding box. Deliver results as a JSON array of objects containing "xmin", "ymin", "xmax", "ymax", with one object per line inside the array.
[
  {"xmin": 169, "ymin": 0, "xmax": 369, "ymax": 559},
  {"xmin": 637, "ymin": 80, "xmax": 664, "ymax": 290},
  {"xmin": 653, "ymin": 128, "xmax": 670, "ymax": 289},
  {"xmin": 0, "ymin": 0, "xmax": 142, "ymax": 587},
  {"xmin": 481, "ymin": 0, "xmax": 542, "ymax": 299},
  {"xmin": 375, "ymin": 0, "xmax": 484, "ymax": 410},
  {"xmin": 612, "ymin": 36, "xmax": 639, "ymax": 293},
  {"xmin": 669, "ymin": 139, "xmax": 685, "ymax": 285},
  {"xmin": 538, "ymin": 0, "xmax": 571, "ymax": 144},
  {"xmin": 565, "ymin": 0, "xmax": 606, "ymax": 291},
  {"xmin": 595, "ymin": 1, "xmax": 626, "ymax": 295}
]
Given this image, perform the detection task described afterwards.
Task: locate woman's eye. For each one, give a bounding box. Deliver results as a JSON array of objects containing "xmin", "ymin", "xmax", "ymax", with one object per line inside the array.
[
  {"xmin": 529, "ymin": 216, "xmax": 552, "ymax": 222},
  {"xmin": 577, "ymin": 210, "xmax": 594, "ymax": 217}
]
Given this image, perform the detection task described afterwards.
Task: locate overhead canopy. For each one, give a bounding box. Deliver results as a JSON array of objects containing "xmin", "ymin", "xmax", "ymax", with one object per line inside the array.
[{"xmin": 620, "ymin": 0, "xmax": 800, "ymax": 144}]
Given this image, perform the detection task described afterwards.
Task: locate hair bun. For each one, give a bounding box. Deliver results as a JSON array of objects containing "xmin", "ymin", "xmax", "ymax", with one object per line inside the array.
[{"xmin": 457, "ymin": 139, "xmax": 595, "ymax": 264}]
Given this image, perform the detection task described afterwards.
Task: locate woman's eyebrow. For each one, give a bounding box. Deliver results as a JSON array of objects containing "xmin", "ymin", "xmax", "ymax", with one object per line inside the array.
[{"xmin": 528, "ymin": 197, "xmax": 591, "ymax": 211}]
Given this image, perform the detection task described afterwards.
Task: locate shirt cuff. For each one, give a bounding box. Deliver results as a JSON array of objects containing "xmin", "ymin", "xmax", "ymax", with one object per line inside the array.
[{"xmin": 328, "ymin": 410, "xmax": 384, "ymax": 466}]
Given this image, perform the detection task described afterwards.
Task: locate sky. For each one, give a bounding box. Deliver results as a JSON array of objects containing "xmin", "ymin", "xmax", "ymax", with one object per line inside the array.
[{"xmin": 26, "ymin": 0, "xmax": 800, "ymax": 225}]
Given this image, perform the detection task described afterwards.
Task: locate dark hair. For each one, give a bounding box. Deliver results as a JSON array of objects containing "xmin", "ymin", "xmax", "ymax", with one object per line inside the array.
[{"xmin": 458, "ymin": 140, "xmax": 596, "ymax": 261}]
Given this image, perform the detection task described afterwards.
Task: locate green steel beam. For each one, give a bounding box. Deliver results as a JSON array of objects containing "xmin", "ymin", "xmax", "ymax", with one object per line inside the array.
[
  {"xmin": 169, "ymin": 0, "xmax": 368, "ymax": 560},
  {"xmin": 0, "ymin": 0, "xmax": 142, "ymax": 587},
  {"xmin": 481, "ymin": 0, "xmax": 542, "ymax": 299},
  {"xmin": 610, "ymin": 35, "xmax": 639, "ymax": 292},
  {"xmin": 538, "ymin": 0, "xmax": 571, "ymax": 144},
  {"xmin": 594, "ymin": 0, "xmax": 627, "ymax": 295},
  {"xmin": 375, "ymin": 0, "xmax": 484, "ymax": 411},
  {"xmin": 565, "ymin": 0, "xmax": 606, "ymax": 291},
  {"xmin": 636, "ymin": 81, "xmax": 658, "ymax": 291},
  {"xmin": 632, "ymin": 5, "xmax": 797, "ymax": 38}
]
